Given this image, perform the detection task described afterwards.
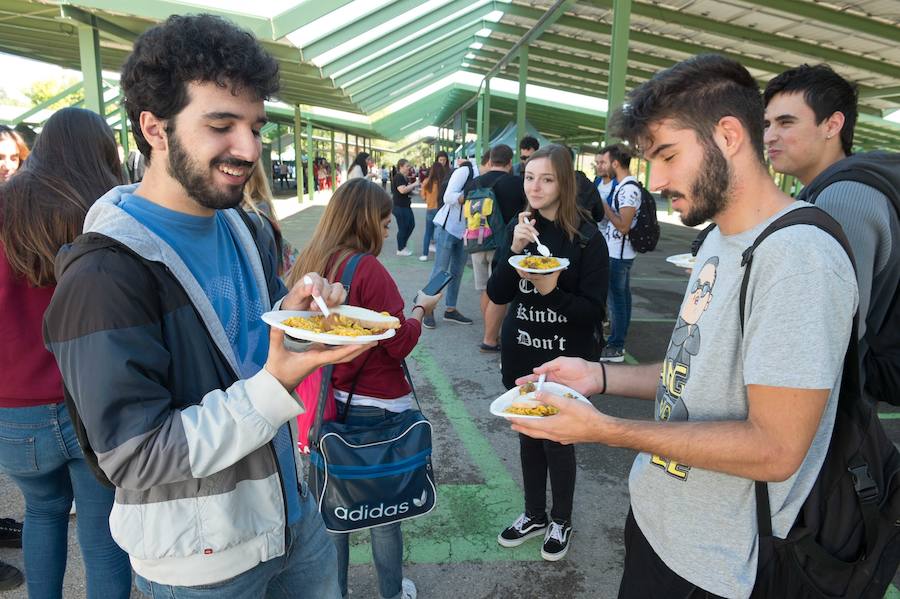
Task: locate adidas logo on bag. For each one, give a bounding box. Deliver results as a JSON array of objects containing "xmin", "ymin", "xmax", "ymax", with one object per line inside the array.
[{"xmin": 334, "ymin": 490, "xmax": 428, "ymax": 522}]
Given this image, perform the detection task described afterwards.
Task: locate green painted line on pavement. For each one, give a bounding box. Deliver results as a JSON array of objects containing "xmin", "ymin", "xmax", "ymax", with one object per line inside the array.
[
  {"xmin": 878, "ymin": 412, "xmax": 900, "ymax": 420},
  {"xmin": 349, "ymin": 345, "xmax": 536, "ymax": 564},
  {"xmin": 631, "ymin": 317, "xmax": 677, "ymax": 324},
  {"xmin": 884, "ymin": 584, "xmax": 900, "ymax": 599},
  {"xmin": 624, "ymin": 352, "xmax": 639, "ymax": 365}
]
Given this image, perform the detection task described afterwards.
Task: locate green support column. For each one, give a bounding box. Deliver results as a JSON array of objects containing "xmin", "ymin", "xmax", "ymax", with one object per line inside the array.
[
  {"xmin": 293, "ymin": 106, "xmax": 302, "ymax": 203},
  {"xmin": 330, "ymin": 130, "xmax": 336, "ymax": 190},
  {"xmin": 482, "ymin": 78, "xmax": 491, "ymax": 158},
  {"xmin": 276, "ymin": 124, "xmax": 283, "ymax": 162},
  {"xmin": 475, "ymin": 94, "xmax": 485, "ymax": 165},
  {"xmin": 118, "ymin": 101, "xmax": 129, "ymax": 157},
  {"xmin": 605, "ymin": 0, "xmax": 632, "ymax": 145},
  {"xmin": 461, "ymin": 110, "xmax": 468, "ymax": 160},
  {"xmin": 643, "ymin": 159, "xmax": 651, "ymax": 187},
  {"xmin": 344, "ymin": 131, "xmax": 349, "ymax": 176},
  {"xmin": 516, "ymin": 47, "xmax": 528, "ymax": 150},
  {"xmin": 76, "ymin": 17, "xmax": 104, "ymax": 115},
  {"xmin": 307, "ymin": 118, "xmax": 315, "ymax": 202}
]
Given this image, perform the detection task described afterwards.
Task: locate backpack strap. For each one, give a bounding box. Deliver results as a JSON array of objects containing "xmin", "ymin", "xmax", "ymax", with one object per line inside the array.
[
  {"xmin": 691, "ymin": 224, "xmax": 717, "ymax": 257},
  {"xmin": 740, "ymin": 208, "xmax": 865, "ymax": 550},
  {"xmin": 613, "ymin": 180, "xmax": 642, "ymax": 259},
  {"xmin": 311, "ymin": 253, "xmax": 369, "ymax": 436}
]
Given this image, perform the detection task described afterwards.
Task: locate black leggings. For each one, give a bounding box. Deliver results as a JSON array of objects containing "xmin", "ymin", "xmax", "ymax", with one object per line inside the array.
[{"xmin": 519, "ymin": 433, "xmax": 576, "ymax": 523}]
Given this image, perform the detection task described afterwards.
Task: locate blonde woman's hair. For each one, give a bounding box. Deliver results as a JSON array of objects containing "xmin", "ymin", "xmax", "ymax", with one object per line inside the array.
[
  {"xmin": 241, "ymin": 164, "xmax": 277, "ymax": 223},
  {"xmin": 524, "ymin": 144, "xmax": 588, "ymax": 241},
  {"xmin": 287, "ymin": 178, "xmax": 392, "ymax": 286}
]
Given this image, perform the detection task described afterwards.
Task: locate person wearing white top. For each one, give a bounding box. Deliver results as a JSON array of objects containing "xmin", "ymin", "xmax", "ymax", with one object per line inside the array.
[
  {"xmin": 599, "ymin": 144, "xmax": 641, "ymax": 362},
  {"xmin": 423, "ymin": 157, "xmax": 480, "ymax": 328}
]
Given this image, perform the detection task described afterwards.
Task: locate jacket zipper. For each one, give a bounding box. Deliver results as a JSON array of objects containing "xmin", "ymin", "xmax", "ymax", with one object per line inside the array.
[{"xmin": 161, "ymin": 264, "xmax": 293, "ymax": 547}]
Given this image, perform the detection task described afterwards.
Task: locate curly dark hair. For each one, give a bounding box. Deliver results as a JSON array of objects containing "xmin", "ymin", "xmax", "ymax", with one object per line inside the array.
[
  {"xmin": 121, "ymin": 14, "xmax": 279, "ymax": 161},
  {"xmin": 610, "ymin": 54, "xmax": 765, "ymax": 164}
]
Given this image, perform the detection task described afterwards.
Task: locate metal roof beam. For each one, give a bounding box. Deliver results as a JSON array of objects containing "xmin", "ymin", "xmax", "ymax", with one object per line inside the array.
[
  {"xmin": 343, "ymin": 37, "xmax": 472, "ymax": 95},
  {"xmin": 322, "ymin": 0, "xmax": 493, "ymax": 75},
  {"xmin": 739, "ymin": 0, "xmax": 900, "ymax": 45},
  {"xmin": 58, "ymin": 5, "xmax": 135, "ymax": 45},
  {"xmin": 860, "ymin": 85, "xmax": 900, "ymax": 100},
  {"xmin": 584, "ymin": 0, "xmax": 900, "ymax": 80},
  {"xmin": 354, "ymin": 57, "xmax": 465, "ymax": 108},
  {"xmin": 270, "ymin": 0, "xmax": 356, "ymax": 39},
  {"xmin": 354, "ymin": 50, "xmax": 468, "ymax": 109},
  {"xmin": 301, "ymin": 0, "xmax": 420, "ymax": 60}
]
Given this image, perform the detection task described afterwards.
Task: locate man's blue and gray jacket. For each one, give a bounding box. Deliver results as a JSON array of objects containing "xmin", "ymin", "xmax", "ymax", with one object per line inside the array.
[{"xmin": 43, "ymin": 184, "xmax": 303, "ymax": 586}]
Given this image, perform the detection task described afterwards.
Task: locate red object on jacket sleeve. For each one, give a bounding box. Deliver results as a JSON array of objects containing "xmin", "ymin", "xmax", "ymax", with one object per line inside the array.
[
  {"xmin": 331, "ymin": 254, "xmax": 422, "ymax": 399},
  {"xmin": 0, "ymin": 245, "xmax": 65, "ymax": 407}
]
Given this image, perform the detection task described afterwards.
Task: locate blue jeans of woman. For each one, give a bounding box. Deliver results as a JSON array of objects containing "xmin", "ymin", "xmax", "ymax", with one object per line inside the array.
[
  {"xmin": 607, "ymin": 257, "xmax": 634, "ymax": 349},
  {"xmin": 429, "ymin": 226, "xmax": 466, "ymax": 309},
  {"xmin": 392, "ymin": 206, "xmax": 415, "ymax": 252},
  {"xmin": 0, "ymin": 402, "xmax": 131, "ymax": 599},
  {"xmin": 420, "ymin": 208, "xmax": 439, "ymax": 257},
  {"xmin": 328, "ymin": 403, "xmax": 406, "ymax": 599}
]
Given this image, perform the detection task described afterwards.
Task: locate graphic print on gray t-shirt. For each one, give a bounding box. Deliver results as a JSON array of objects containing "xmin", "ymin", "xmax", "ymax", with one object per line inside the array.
[
  {"xmin": 653, "ymin": 255, "xmax": 720, "ymax": 481},
  {"xmin": 628, "ymin": 202, "xmax": 858, "ymax": 599}
]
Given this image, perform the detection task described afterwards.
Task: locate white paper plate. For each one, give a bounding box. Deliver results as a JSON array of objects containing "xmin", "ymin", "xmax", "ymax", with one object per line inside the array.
[
  {"xmin": 262, "ymin": 309, "xmax": 397, "ymax": 346},
  {"xmin": 508, "ymin": 255, "xmax": 570, "ymax": 274},
  {"xmin": 489, "ymin": 382, "xmax": 591, "ymax": 419},
  {"xmin": 666, "ymin": 253, "xmax": 696, "ymax": 270}
]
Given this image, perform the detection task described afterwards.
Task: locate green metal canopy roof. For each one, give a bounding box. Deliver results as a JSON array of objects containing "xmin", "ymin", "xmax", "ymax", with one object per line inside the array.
[{"xmin": 2, "ymin": 0, "xmax": 900, "ymax": 149}]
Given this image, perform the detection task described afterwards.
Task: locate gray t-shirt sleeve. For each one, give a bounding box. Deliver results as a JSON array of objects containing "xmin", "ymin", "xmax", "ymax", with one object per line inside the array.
[
  {"xmin": 813, "ymin": 181, "xmax": 893, "ymax": 341},
  {"xmin": 742, "ymin": 228, "xmax": 858, "ymax": 389}
]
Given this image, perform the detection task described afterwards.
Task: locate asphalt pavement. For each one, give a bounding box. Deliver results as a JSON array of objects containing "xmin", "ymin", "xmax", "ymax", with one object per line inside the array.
[{"xmin": 2, "ymin": 194, "xmax": 898, "ymax": 598}]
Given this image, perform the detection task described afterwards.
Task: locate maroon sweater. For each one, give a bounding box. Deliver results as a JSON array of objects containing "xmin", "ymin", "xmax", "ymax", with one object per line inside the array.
[
  {"xmin": 0, "ymin": 245, "xmax": 64, "ymax": 407},
  {"xmin": 331, "ymin": 254, "xmax": 421, "ymax": 399}
]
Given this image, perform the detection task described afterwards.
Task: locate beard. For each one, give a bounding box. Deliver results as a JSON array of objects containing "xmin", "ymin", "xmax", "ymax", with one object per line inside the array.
[
  {"xmin": 663, "ymin": 141, "xmax": 732, "ymax": 227},
  {"xmin": 167, "ymin": 129, "xmax": 252, "ymax": 210}
]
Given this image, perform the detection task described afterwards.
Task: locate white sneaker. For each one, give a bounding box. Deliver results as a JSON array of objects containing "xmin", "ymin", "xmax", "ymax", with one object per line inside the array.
[
  {"xmin": 418, "ymin": 255, "xmax": 428, "ymax": 262},
  {"xmin": 396, "ymin": 248, "xmax": 413, "ymax": 257},
  {"xmin": 401, "ymin": 578, "xmax": 417, "ymax": 599}
]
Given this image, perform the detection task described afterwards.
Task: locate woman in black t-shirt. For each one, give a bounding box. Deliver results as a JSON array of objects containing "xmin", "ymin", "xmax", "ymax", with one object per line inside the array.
[
  {"xmin": 390, "ymin": 158, "xmax": 419, "ymax": 256},
  {"xmin": 487, "ymin": 144, "xmax": 609, "ymax": 562}
]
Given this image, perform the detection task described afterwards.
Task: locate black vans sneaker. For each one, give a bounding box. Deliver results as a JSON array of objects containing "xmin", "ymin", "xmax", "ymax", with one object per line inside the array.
[
  {"xmin": 0, "ymin": 560, "xmax": 23, "ymax": 591},
  {"xmin": 497, "ymin": 513, "xmax": 548, "ymax": 547},
  {"xmin": 541, "ymin": 521, "xmax": 572, "ymax": 561},
  {"xmin": 0, "ymin": 518, "xmax": 22, "ymax": 548}
]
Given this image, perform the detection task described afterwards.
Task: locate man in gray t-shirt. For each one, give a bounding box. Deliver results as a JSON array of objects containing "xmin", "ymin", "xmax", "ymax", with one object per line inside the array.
[{"xmin": 507, "ymin": 56, "xmax": 857, "ymax": 599}]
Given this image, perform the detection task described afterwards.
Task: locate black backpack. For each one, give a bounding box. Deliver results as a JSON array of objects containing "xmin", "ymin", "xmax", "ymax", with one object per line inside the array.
[
  {"xmin": 796, "ymin": 152, "xmax": 900, "ymax": 407},
  {"xmin": 694, "ymin": 206, "xmax": 900, "ymax": 598},
  {"xmin": 614, "ymin": 180, "xmax": 660, "ymax": 254}
]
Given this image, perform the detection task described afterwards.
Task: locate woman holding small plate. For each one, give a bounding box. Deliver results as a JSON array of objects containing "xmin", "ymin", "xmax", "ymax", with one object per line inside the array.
[
  {"xmin": 486, "ymin": 144, "xmax": 609, "ymax": 562},
  {"xmin": 288, "ymin": 177, "xmax": 440, "ymax": 599}
]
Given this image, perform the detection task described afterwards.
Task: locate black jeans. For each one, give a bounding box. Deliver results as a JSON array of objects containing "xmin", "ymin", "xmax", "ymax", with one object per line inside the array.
[
  {"xmin": 393, "ymin": 206, "xmax": 415, "ymax": 251},
  {"xmin": 519, "ymin": 433, "xmax": 575, "ymax": 523},
  {"xmin": 618, "ymin": 510, "xmax": 726, "ymax": 599}
]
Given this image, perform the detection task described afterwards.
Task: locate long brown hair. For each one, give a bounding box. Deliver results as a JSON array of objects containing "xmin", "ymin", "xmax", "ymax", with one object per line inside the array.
[
  {"xmin": 421, "ymin": 158, "xmax": 449, "ymax": 195},
  {"xmin": 241, "ymin": 164, "xmax": 278, "ymax": 228},
  {"xmin": 1, "ymin": 108, "xmax": 123, "ymax": 287},
  {"xmin": 287, "ymin": 178, "xmax": 392, "ymax": 286},
  {"xmin": 525, "ymin": 144, "xmax": 588, "ymax": 241}
]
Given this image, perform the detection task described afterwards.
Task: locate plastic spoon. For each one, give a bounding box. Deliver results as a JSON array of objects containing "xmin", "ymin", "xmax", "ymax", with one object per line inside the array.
[
  {"xmin": 531, "ymin": 232, "xmax": 551, "ymax": 257},
  {"xmin": 303, "ymin": 275, "xmax": 338, "ymax": 328},
  {"xmin": 536, "ymin": 373, "xmax": 546, "ymax": 394}
]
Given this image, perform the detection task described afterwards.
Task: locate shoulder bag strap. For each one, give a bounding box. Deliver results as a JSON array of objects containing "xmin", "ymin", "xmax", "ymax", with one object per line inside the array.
[{"xmin": 401, "ymin": 359, "xmax": 422, "ymax": 412}]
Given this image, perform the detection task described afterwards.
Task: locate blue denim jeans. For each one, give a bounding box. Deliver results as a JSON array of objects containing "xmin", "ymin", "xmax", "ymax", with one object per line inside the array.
[
  {"xmin": 430, "ymin": 225, "xmax": 466, "ymax": 309},
  {"xmin": 420, "ymin": 208, "xmax": 439, "ymax": 257},
  {"xmin": 134, "ymin": 487, "xmax": 340, "ymax": 599},
  {"xmin": 329, "ymin": 403, "xmax": 406, "ymax": 599},
  {"xmin": 392, "ymin": 206, "xmax": 415, "ymax": 252},
  {"xmin": 0, "ymin": 402, "xmax": 131, "ymax": 599},
  {"xmin": 607, "ymin": 257, "xmax": 634, "ymax": 349}
]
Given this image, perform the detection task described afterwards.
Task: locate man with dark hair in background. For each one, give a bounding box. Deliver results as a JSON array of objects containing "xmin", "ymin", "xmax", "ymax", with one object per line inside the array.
[
  {"xmin": 514, "ymin": 135, "xmax": 540, "ymax": 176},
  {"xmin": 44, "ymin": 14, "xmax": 371, "ymax": 598},
  {"xmin": 764, "ymin": 64, "xmax": 899, "ymax": 402},
  {"xmin": 598, "ymin": 143, "xmax": 639, "ymax": 363},
  {"xmin": 466, "ymin": 144, "xmax": 526, "ymax": 352},
  {"xmin": 508, "ymin": 54, "xmax": 857, "ymax": 598}
]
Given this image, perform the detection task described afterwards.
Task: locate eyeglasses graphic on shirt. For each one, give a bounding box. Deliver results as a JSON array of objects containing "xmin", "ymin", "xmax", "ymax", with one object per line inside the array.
[{"xmin": 690, "ymin": 279, "xmax": 712, "ymax": 298}]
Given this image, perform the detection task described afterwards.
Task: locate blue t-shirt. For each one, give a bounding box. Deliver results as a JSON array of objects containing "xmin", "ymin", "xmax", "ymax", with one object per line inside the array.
[{"xmin": 121, "ymin": 194, "xmax": 301, "ymax": 524}]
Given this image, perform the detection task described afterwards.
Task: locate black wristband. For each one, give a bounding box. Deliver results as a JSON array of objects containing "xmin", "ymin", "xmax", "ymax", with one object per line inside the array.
[
  {"xmin": 412, "ymin": 305, "xmax": 426, "ymax": 314},
  {"xmin": 599, "ymin": 361, "xmax": 607, "ymax": 395}
]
